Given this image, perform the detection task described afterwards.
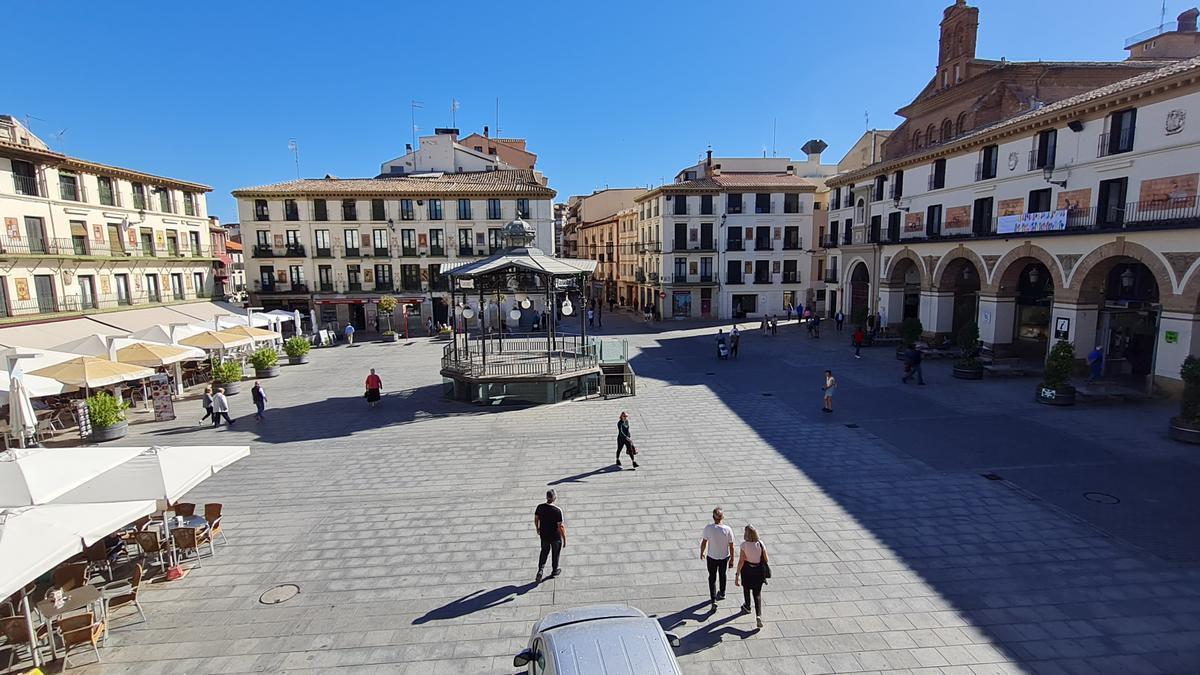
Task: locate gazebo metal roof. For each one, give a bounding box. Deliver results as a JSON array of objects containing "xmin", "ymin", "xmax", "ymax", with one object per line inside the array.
[{"xmin": 440, "ymin": 217, "xmax": 596, "ymax": 279}]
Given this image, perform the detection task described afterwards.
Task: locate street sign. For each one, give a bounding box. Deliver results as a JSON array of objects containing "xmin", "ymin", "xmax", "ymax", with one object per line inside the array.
[
  {"xmin": 659, "ymin": 291, "xmax": 666, "ymax": 299},
  {"xmin": 1054, "ymin": 316, "xmax": 1070, "ymax": 340}
]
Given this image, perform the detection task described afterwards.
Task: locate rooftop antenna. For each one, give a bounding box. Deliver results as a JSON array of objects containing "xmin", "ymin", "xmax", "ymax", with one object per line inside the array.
[
  {"xmin": 23, "ymin": 114, "xmax": 45, "ymax": 131},
  {"xmin": 762, "ymin": 145, "xmax": 768, "ymax": 158},
  {"xmin": 772, "ymin": 118, "xmax": 777, "ymax": 157},
  {"xmin": 288, "ymin": 139, "xmax": 300, "ymax": 179},
  {"xmin": 450, "ymin": 99, "xmax": 460, "ymax": 128},
  {"xmin": 54, "ymin": 128, "xmax": 68, "ymax": 151},
  {"xmin": 410, "ymin": 100, "xmax": 424, "ymax": 151},
  {"xmin": 1160, "ymin": 0, "xmax": 1168, "ymax": 31},
  {"xmin": 495, "ymin": 97, "xmax": 501, "ymax": 137},
  {"xmin": 865, "ymin": 110, "xmax": 870, "ymax": 132}
]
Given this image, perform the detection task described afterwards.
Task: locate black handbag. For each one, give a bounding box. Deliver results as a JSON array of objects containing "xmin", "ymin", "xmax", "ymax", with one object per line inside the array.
[{"xmin": 760, "ymin": 542, "xmax": 771, "ymax": 580}]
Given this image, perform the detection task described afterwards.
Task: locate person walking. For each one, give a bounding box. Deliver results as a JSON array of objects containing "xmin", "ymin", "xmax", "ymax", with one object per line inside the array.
[
  {"xmin": 700, "ymin": 507, "xmax": 735, "ymax": 611},
  {"xmin": 822, "ymin": 370, "xmax": 836, "ymax": 413},
  {"xmin": 770, "ymin": 315, "xmax": 778, "ymax": 336},
  {"xmin": 785, "ymin": 304, "xmax": 793, "ymax": 322},
  {"xmin": 344, "ymin": 322, "xmax": 356, "ymax": 346},
  {"xmin": 902, "ymin": 346, "xmax": 926, "ymax": 385},
  {"xmin": 835, "ymin": 310, "xmax": 845, "ymax": 331},
  {"xmin": 1087, "ymin": 345, "xmax": 1104, "ymax": 380},
  {"xmin": 735, "ymin": 524, "xmax": 769, "ymax": 628},
  {"xmin": 198, "ymin": 385, "xmax": 214, "ymax": 425},
  {"xmin": 251, "ymin": 381, "xmax": 267, "ymax": 421},
  {"xmin": 587, "ymin": 307, "xmax": 595, "ymax": 329},
  {"xmin": 852, "ymin": 326, "xmax": 865, "ymax": 359},
  {"xmin": 211, "ymin": 387, "xmax": 234, "ymax": 427},
  {"xmin": 534, "ymin": 489, "xmax": 566, "ymax": 582},
  {"xmin": 616, "ymin": 411, "xmax": 638, "ymax": 468},
  {"xmin": 364, "ymin": 368, "xmax": 382, "ymax": 407},
  {"xmin": 730, "ymin": 326, "xmax": 741, "ymax": 359},
  {"xmin": 811, "ymin": 314, "xmax": 821, "ymax": 339}
]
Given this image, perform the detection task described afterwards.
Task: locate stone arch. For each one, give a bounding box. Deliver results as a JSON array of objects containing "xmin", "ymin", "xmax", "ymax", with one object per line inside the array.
[
  {"xmin": 1178, "ymin": 261, "xmax": 1200, "ymax": 311},
  {"xmin": 933, "ymin": 246, "xmax": 988, "ymax": 291},
  {"xmin": 956, "ymin": 112, "xmax": 970, "ymax": 136},
  {"xmin": 926, "ymin": 124, "xmax": 938, "ymax": 145},
  {"xmin": 941, "ymin": 118, "xmax": 954, "ymax": 142},
  {"xmin": 990, "ymin": 243, "xmax": 1065, "ymax": 293},
  {"xmin": 1069, "ymin": 239, "xmax": 1177, "ymax": 300},
  {"xmin": 913, "ymin": 130, "xmax": 923, "ymax": 150},
  {"xmin": 885, "ymin": 248, "xmax": 926, "ymax": 288}
]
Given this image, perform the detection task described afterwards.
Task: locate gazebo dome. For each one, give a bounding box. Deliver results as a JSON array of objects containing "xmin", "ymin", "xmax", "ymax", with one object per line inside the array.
[{"xmin": 503, "ymin": 217, "xmax": 537, "ymax": 248}]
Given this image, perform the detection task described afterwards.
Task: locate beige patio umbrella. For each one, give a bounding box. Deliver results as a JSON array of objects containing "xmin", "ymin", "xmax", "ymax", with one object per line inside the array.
[
  {"xmin": 178, "ymin": 330, "xmax": 253, "ymax": 351},
  {"xmin": 116, "ymin": 342, "xmax": 205, "ymax": 367},
  {"xmin": 29, "ymin": 357, "xmax": 154, "ymax": 389},
  {"xmin": 216, "ymin": 325, "xmax": 281, "ymax": 343}
]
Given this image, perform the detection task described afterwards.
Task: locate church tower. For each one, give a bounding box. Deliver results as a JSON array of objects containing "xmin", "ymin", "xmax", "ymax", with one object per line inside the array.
[{"xmin": 936, "ymin": 0, "xmax": 979, "ymax": 90}]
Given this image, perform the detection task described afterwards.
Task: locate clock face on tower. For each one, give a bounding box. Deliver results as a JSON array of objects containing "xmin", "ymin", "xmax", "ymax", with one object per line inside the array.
[{"xmin": 1007, "ymin": 151, "xmax": 1019, "ymax": 171}]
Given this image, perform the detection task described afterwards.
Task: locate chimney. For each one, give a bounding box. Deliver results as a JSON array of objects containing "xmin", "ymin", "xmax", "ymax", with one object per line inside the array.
[
  {"xmin": 705, "ymin": 148, "xmax": 713, "ymax": 168},
  {"xmin": 405, "ymin": 143, "xmax": 413, "ymax": 153},
  {"xmin": 786, "ymin": 165, "xmax": 795, "ymax": 176},
  {"xmin": 1181, "ymin": 8, "xmax": 1199, "ymax": 32},
  {"xmin": 801, "ymin": 139, "xmax": 828, "ymax": 163},
  {"xmin": 484, "ymin": 125, "xmax": 490, "ymax": 137},
  {"xmin": 711, "ymin": 163, "xmax": 721, "ymax": 177}
]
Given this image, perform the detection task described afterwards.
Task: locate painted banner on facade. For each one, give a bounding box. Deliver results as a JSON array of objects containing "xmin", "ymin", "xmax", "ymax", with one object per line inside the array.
[
  {"xmin": 1139, "ymin": 173, "xmax": 1198, "ymax": 210},
  {"xmin": 149, "ymin": 373, "xmax": 176, "ymax": 422},
  {"xmin": 904, "ymin": 213, "xmax": 924, "ymax": 232},
  {"xmin": 944, "ymin": 206, "xmax": 971, "ymax": 231},
  {"xmin": 997, "ymin": 209, "xmax": 1068, "ymax": 233},
  {"xmin": 997, "ymin": 198, "xmax": 1024, "ymax": 216}
]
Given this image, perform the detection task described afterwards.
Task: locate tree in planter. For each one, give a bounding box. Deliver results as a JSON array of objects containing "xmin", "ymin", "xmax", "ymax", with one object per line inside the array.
[
  {"xmin": 378, "ymin": 295, "xmax": 397, "ymax": 334},
  {"xmin": 211, "ymin": 359, "xmax": 243, "ymax": 385},
  {"xmin": 1042, "ymin": 340, "xmax": 1076, "ymax": 391},
  {"xmin": 955, "ymin": 321, "xmax": 981, "ymax": 367},
  {"xmin": 283, "ymin": 336, "xmax": 311, "ymax": 359},
  {"xmin": 900, "ymin": 317, "xmax": 923, "ymax": 346},
  {"xmin": 87, "ymin": 391, "xmax": 129, "ymax": 430},
  {"xmin": 249, "ymin": 347, "xmax": 278, "ymax": 370},
  {"xmin": 1178, "ymin": 356, "xmax": 1200, "ymax": 425}
]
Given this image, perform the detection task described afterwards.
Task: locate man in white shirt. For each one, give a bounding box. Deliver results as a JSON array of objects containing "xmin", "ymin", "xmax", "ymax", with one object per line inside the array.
[{"xmin": 700, "ymin": 507, "xmax": 735, "ymax": 610}]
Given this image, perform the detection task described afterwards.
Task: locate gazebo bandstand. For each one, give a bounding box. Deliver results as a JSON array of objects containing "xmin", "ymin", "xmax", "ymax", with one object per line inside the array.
[{"xmin": 439, "ymin": 218, "xmax": 632, "ymax": 404}]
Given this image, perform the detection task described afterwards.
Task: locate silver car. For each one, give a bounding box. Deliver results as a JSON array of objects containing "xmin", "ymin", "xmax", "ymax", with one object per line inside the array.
[{"xmin": 513, "ymin": 604, "xmax": 683, "ymax": 675}]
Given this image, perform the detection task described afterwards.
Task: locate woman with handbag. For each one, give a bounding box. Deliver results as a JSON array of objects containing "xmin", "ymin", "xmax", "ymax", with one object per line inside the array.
[
  {"xmin": 735, "ymin": 524, "xmax": 769, "ymax": 628},
  {"xmin": 364, "ymin": 368, "xmax": 382, "ymax": 408},
  {"xmin": 616, "ymin": 411, "xmax": 638, "ymax": 469}
]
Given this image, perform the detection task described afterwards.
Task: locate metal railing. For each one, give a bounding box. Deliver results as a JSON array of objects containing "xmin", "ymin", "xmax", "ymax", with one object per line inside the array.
[
  {"xmin": 0, "ymin": 290, "xmax": 211, "ymax": 319},
  {"xmin": 1027, "ymin": 151, "xmax": 1054, "ymax": 172},
  {"xmin": 12, "ymin": 175, "xmax": 39, "ymax": 196},
  {"xmin": 726, "ymin": 240, "xmax": 744, "ymax": 251},
  {"xmin": 441, "ymin": 333, "xmax": 598, "ymax": 378},
  {"xmin": 823, "ymin": 270, "xmax": 839, "ymax": 283},
  {"xmin": 1098, "ymin": 126, "xmax": 1135, "ymax": 157}
]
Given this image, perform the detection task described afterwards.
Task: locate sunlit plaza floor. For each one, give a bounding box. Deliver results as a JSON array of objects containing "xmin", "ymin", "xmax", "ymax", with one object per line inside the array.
[{"xmin": 80, "ymin": 314, "xmax": 1200, "ymax": 674}]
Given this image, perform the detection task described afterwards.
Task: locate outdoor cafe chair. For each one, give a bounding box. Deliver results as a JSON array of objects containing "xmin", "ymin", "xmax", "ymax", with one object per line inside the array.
[
  {"xmin": 203, "ymin": 503, "xmax": 226, "ymax": 545},
  {"xmin": 83, "ymin": 541, "xmax": 115, "ymax": 581},
  {"xmin": 134, "ymin": 532, "xmax": 167, "ymax": 575},
  {"xmin": 56, "ymin": 610, "xmax": 105, "ymax": 668},
  {"xmin": 51, "ymin": 563, "xmax": 89, "ymax": 594},
  {"xmin": 0, "ymin": 615, "xmax": 50, "ymax": 672},
  {"xmin": 171, "ymin": 528, "xmax": 212, "ymax": 568},
  {"xmin": 173, "ymin": 502, "xmax": 196, "ymax": 517},
  {"xmin": 100, "ymin": 564, "xmax": 146, "ymax": 627}
]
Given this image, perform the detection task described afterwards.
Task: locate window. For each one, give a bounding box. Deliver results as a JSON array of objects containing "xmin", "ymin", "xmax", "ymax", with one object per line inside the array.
[
  {"xmin": 372, "ymin": 229, "xmax": 389, "ymax": 255},
  {"xmin": 32, "ymin": 274, "xmax": 55, "ymax": 311},
  {"xmin": 517, "ymin": 199, "xmax": 530, "ymax": 218},
  {"xmin": 401, "ymin": 229, "xmax": 416, "ymax": 256},
  {"xmin": 429, "ymin": 229, "xmax": 444, "ymax": 256},
  {"xmin": 1028, "ymin": 188, "xmax": 1053, "ymax": 213},
  {"xmin": 11, "ymin": 159, "xmax": 38, "ymax": 196},
  {"xmin": 314, "ymin": 199, "xmax": 328, "ymax": 221},
  {"xmin": 941, "ymin": 119, "xmax": 953, "ymax": 142},
  {"xmin": 725, "ymin": 226, "xmax": 743, "ymax": 251},
  {"xmin": 701, "ymin": 194, "xmax": 714, "ymax": 215},
  {"xmin": 318, "ymin": 265, "xmax": 333, "ymax": 292},
  {"xmin": 259, "ymin": 266, "xmax": 275, "ymax": 291},
  {"xmin": 131, "ymin": 182, "xmax": 146, "ymax": 210},
  {"xmin": 254, "ymin": 199, "xmax": 270, "ymax": 221},
  {"xmin": 70, "ymin": 221, "xmax": 87, "ymax": 255},
  {"xmin": 700, "ymin": 222, "xmax": 713, "ymax": 249},
  {"xmin": 372, "ymin": 199, "xmax": 386, "ymax": 221},
  {"xmin": 144, "ymin": 274, "xmax": 161, "ymax": 302},
  {"xmin": 978, "ymin": 145, "xmax": 998, "ymax": 180},
  {"xmin": 726, "ymin": 259, "xmax": 743, "ymax": 284},
  {"xmin": 754, "ymin": 226, "xmax": 771, "ymax": 251},
  {"xmin": 140, "ymin": 230, "xmax": 155, "ymax": 255},
  {"xmin": 428, "ymin": 199, "xmax": 443, "ymax": 220},
  {"xmin": 783, "ymin": 226, "xmax": 800, "ymax": 249},
  {"xmin": 754, "ymin": 260, "xmax": 771, "ymax": 284},
  {"xmin": 347, "ymin": 264, "xmax": 361, "ymax": 291},
  {"xmin": 700, "ymin": 257, "xmax": 713, "ymax": 282},
  {"xmin": 285, "ymin": 230, "xmax": 300, "ymax": 247},
  {"xmin": 673, "ymin": 223, "xmax": 687, "ymax": 251},
  {"xmin": 1102, "ymin": 109, "xmax": 1137, "ymax": 156},
  {"xmin": 784, "ymin": 193, "xmax": 800, "ymax": 213},
  {"xmin": 457, "ymin": 199, "xmax": 471, "ymax": 219},
  {"xmin": 872, "ymin": 177, "xmax": 885, "ymax": 202},
  {"xmin": 400, "ymin": 264, "xmax": 421, "ymax": 291},
  {"xmin": 189, "ymin": 231, "xmax": 202, "ymax": 255},
  {"xmin": 342, "ymin": 199, "xmax": 357, "ymax": 221},
  {"xmin": 59, "ymin": 173, "xmax": 80, "ymax": 201},
  {"xmin": 673, "ymin": 196, "xmax": 687, "ymax": 216},
  {"xmin": 674, "ymin": 257, "xmax": 686, "ymax": 279},
  {"xmin": 1032, "ymin": 129, "xmax": 1057, "ymax": 170},
  {"xmin": 887, "ymin": 211, "xmax": 902, "ymax": 242},
  {"xmin": 114, "ymin": 274, "xmax": 131, "ymax": 305},
  {"xmin": 183, "ymin": 192, "xmax": 196, "ymax": 216},
  {"xmin": 488, "ymin": 227, "xmax": 503, "ymax": 253},
  {"xmin": 727, "ymin": 193, "xmax": 742, "ymax": 214},
  {"xmin": 1097, "ymin": 177, "xmax": 1128, "ymax": 226},
  {"xmin": 829, "ymin": 221, "xmax": 839, "ymax": 246},
  {"xmin": 844, "ymin": 218, "xmax": 853, "ymax": 244},
  {"xmin": 869, "ymin": 215, "xmax": 881, "ymax": 243},
  {"xmin": 972, "ymin": 197, "xmax": 994, "ymax": 235},
  {"xmin": 288, "ymin": 265, "xmax": 305, "ymax": 289},
  {"xmin": 193, "ymin": 272, "xmax": 205, "ymax": 295},
  {"xmin": 755, "ymin": 193, "xmax": 771, "ymax": 214},
  {"xmin": 157, "ymin": 188, "xmax": 173, "ymax": 213},
  {"xmin": 284, "ymin": 199, "xmax": 299, "ymax": 221},
  {"xmin": 98, "ymin": 177, "xmax": 116, "ymax": 206},
  {"xmin": 314, "ymin": 229, "xmax": 331, "ymax": 256},
  {"xmin": 344, "ymin": 229, "xmax": 360, "ymax": 256},
  {"xmin": 166, "ymin": 232, "xmax": 179, "ymax": 256},
  {"xmin": 458, "ymin": 228, "xmax": 473, "ymax": 255},
  {"xmin": 487, "ymin": 199, "xmax": 502, "ymax": 219},
  {"xmin": 652, "ymin": 199, "xmax": 659, "ymax": 217},
  {"xmin": 255, "ymin": 230, "xmax": 269, "ymax": 247},
  {"xmin": 170, "ymin": 273, "xmax": 184, "ymax": 300},
  {"xmin": 925, "ymin": 204, "xmax": 943, "ymax": 237},
  {"xmin": 930, "ymin": 159, "xmax": 946, "ymax": 190},
  {"xmin": 76, "ymin": 274, "xmax": 96, "ymax": 309},
  {"xmin": 373, "ymin": 264, "xmax": 393, "ymax": 290},
  {"xmin": 783, "ymin": 259, "xmax": 799, "ymax": 283},
  {"xmin": 832, "ymin": 188, "xmax": 841, "ymax": 209},
  {"xmin": 400, "ymin": 199, "xmax": 414, "ymax": 220},
  {"xmin": 913, "ymin": 130, "xmax": 924, "ymax": 150},
  {"xmin": 892, "ymin": 170, "xmax": 904, "ymax": 199}
]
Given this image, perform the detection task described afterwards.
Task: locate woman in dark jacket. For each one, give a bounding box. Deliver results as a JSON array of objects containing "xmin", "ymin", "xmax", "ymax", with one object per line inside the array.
[{"xmin": 616, "ymin": 411, "xmax": 638, "ymax": 469}]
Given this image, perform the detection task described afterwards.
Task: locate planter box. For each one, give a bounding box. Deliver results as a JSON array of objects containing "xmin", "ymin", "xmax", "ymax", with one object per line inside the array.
[
  {"xmin": 1035, "ymin": 384, "xmax": 1075, "ymax": 406},
  {"xmin": 287, "ymin": 355, "xmax": 309, "ymax": 365},
  {"xmin": 218, "ymin": 380, "xmax": 242, "ymax": 395},
  {"xmin": 254, "ymin": 365, "xmax": 280, "ymax": 379},
  {"xmin": 952, "ymin": 364, "xmax": 984, "ymax": 380},
  {"xmin": 89, "ymin": 420, "xmax": 128, "ymax": 443},
  {"xmin": 1169, "ymin": 417, "xmax": 1200, "ymax": 444},
  {"xmin": 383, "ymin": 334, "xmax": 399, "ymax": 343}
]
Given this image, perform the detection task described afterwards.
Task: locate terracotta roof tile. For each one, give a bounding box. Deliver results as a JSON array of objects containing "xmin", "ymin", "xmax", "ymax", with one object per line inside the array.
[{"xmin": 232, "ymin": 169, "xmax": 555, "ymax": 198}]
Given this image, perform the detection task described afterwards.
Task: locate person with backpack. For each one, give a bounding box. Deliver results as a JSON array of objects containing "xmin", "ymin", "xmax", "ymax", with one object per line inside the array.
[{"xmin": 903, "ymin": 345, "xmax": 926, "ymax": 385}]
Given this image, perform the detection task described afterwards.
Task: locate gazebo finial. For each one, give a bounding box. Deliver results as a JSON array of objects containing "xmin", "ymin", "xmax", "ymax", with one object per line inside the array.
[{"xmin": 502, "ymin": 216, "xmax": 536, "ymax": 248}]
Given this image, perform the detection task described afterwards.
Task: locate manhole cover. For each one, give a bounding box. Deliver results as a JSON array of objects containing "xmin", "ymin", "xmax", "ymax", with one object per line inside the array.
[
  {"xmin": 980, "ymin": 473, "xmax": 1004, "ymax": 481},
  {"xmin": 1084, "ymin": 492, "xmax": 1120, "ymax": 504},
  {"xmin": 259, "ymin": 584, "xmax": 301, "ymax": 605}
]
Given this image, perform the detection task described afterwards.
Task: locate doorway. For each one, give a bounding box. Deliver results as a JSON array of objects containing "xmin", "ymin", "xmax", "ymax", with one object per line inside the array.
[
  {"xmin": 1096, "ymin": 262, "xmax": 1160, "ymax": 383},
  {"xmin": 849, "ymin": 264, "xmax": 870, "ymax": 324},
  {"xmin": 350, "ymin": 304, "xmax": 367, "ymax": 330},
  {"xmin": 732, "ymin": 294, "xmax": 756, "ymax": 318}
]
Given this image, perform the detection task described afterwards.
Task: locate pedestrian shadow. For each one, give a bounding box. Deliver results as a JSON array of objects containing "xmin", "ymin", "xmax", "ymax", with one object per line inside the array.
[
  {"xmin": 547, "ymin": 464, "xmax": 622, "ymax": 485},
  {"xmin": 412, "ymin": 582, "xmax": 537, "ymax": 624},
  {"xmin": 670, "ymin": 610, "xmax": 757, "ymax": 656},
  {"xmin": 652, "ymin": 599, "xmax": 713, "ymax": 632}
]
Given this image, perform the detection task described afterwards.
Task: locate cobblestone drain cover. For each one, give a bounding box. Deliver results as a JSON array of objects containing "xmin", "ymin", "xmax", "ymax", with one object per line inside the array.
[
  {"xmin": 1084, "ymin": 492, "xmax": 1120, "ymax": 504},
  {"xmin": 259, "ymin": 584, "xmax": 301, "ymax": 605}
]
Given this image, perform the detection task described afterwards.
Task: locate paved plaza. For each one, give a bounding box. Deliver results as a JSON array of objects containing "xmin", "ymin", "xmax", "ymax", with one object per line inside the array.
[{"xmin": 83, "ymin": 315, "xmax": 1200, "ymax": 674}]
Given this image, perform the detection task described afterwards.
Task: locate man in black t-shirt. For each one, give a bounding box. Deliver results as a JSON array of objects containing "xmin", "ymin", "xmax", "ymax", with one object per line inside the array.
[{"xmin": 534, "ymin": 489, "xmax": 567, "ymax": 583}]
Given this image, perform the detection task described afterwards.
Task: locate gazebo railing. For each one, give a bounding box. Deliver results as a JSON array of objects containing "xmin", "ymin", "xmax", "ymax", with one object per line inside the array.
[{"xmin": 441, "ymin": 332, "xmax": 599, "ymax": 377}]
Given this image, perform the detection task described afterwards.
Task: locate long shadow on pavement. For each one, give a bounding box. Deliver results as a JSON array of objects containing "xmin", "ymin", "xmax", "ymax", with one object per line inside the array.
[{"xmin": 412, "ymin": 582, "xmax": 538, "ymax": 624}]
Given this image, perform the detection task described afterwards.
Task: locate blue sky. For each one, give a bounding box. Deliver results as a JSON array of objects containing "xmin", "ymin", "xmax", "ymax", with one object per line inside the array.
[{"xmin": 4, "ymin": 0, "xmax": 1176, "ymax": 221}]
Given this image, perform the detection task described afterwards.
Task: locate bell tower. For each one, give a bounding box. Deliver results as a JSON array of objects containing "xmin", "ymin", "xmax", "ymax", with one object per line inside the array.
[{"xmin": 937, "ymin": 0, "xmax": 979, "ymax": 89}]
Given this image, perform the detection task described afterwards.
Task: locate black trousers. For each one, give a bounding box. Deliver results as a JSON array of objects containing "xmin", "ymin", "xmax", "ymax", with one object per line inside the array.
[
  {"xmin": 212, "ymin": 412, "xmax": 233, "ymax": 427},
  {"xmin": 706, "ymin": 556, "xmax": 728, "ymax": 600},
  {"xmin": 200, "ymin": 406, "xmax": 213, "ymax": 422},
  {"xmin": 538, "ymin": 537, "xmax": 562, "ymax": 571},
  {"xmin": 617, "ymin": 437, "xmax": 633, "ymax": 460},
  {"xmin": 742, "ymin": 563, "xmax": 765, "ymax": 615}
]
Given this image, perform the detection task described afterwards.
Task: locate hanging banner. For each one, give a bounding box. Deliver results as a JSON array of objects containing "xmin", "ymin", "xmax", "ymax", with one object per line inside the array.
[
  {"xmin": 149, "ymin": 373, "xmax": 176, "ymax": 421},
  {"xmin": 997, "ymin": 209, "xmax": 1067, "ymax": 234}
]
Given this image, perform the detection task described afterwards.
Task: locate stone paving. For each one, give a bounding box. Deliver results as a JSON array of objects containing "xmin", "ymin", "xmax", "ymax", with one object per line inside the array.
[{"xmin": 79, "ymin": 314, "xmax": 1200, "ymax": 674}]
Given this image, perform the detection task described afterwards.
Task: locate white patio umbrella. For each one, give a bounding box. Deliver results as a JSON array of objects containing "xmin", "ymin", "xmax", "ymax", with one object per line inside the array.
[
  {"xmin": 0, "ymin": 446, "xmax": 158, "ymax": 508},
  {"xmin": 7, "ymin": 365, "xmax": 38, "ymax": 449},
  {"xmin": 293, "ymin": 310, "xmax": 304, "ymax": 335},
  {"xmin": 51, "ymin": 445, "xmax": 251, "ymax": 506},
  {"xmin": 129, "ymin": 323, "xmax": 206, "ymax": 346},
  {"xmin": 0, "ymin": 348, "xmax": 79, "ymax": 406}
]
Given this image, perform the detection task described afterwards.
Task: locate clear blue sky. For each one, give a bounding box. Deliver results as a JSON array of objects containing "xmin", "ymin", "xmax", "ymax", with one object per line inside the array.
[{"xmin": 4, "ymin": 0, "xmax": 1175, "ymax": 221}]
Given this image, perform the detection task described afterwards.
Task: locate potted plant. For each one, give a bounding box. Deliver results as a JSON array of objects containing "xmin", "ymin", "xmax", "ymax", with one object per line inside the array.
[
  {"xmin": 378, "ymin": 295, "xmax": 398, "ymax": 341},
  {"xmin": 211, "ymin": 359, "xmax": 244, "ymax": 395},
  {"xmin": 249, "ymin": 347, "xmax": 280, "ymax": 378},
  {"xmin": 283, "ymin": 336, "xmax": 311, "ymax": 365},
  {"xmin": 87, "ymin": 391, "xmax": 129, "ymax": 442},
  {"xmin": 897, "ymin": 317, "xmax": 923, "ymax": 360},
  {"xmin": 1037, "ymin": 340, "xmax": 1076, "ymax": 406},
  {"xmin": 952, "ymin": 321, "xmax": 984, "ymax": 380},
  {"xmin": 382, "ymin": 330, "xmax": 399, "ymax": 343},
  {"xmin": 1169, "ymin": 355, "xmax": 1200, "ymax": 444}
]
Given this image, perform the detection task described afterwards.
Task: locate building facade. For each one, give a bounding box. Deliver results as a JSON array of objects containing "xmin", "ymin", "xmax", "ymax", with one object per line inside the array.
[
  {"xmin": 569, "ymin": 188, "xmax": 642, "ymax": 309},
  {"xmin": 633, "ymin": 149, "xmax": 836, "ymax": 321},
  {"xmin": 0, "ymin": 116, "xmax": 215, "ymax": 323},
  {"xmin": 827, "ymin": 4, "xmax": 1200, "ymax": 389}
]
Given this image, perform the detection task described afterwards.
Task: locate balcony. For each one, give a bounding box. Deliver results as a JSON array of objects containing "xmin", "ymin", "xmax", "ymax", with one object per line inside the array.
[
  {"xmin": 318, "ymin": 282, "xmax": 334, "ymax": 292},
  {"xmin": 753, "ymin": 275, "xmax": 772, "ymax": 285},
  {"xmin": 348, "ymin": 282, "xmax": 363, "ymax": 292},
  {"xmin": 430, "ymin": 278, "xmax": 449, "ymax": 292},
  {"xmin": 12, "ymin": 175, "xmax": 39, "ymax": 196},
  {"xmin": 252, "ymin": 244, "xmax": 274, "ymax": 258},
  {"xmin": 638, "ymin": 242, "xmax": 662, "ymax": 253},
  {"xmin": 726, "ymin": 275, "xmax": 744, "ymax": 285},
  {"xmin": 374, "ymin": 282, "xmax": 394, "ymax": 292},
  {"xmin": 59, "ymin": 182, "xmax": 86, "ymax": 202},
  {"xmin": 927, "ymin": 173, "xmax": 945, "ymax": 191},
  {"xmin": 975, "ymin": 161, "xmax": 997, "ymax": 182},
  {"xmin": 888, "ymin": 183, "xmax": 902, "ymax": 201},
  {"xmin": 843, "ymin": 231, "xmax": 853, "ymax": 245},
  {"xmin": 314, "ymin": 247, "xmax": 333, "ymax": 258},
  {"xmin": 344, "ymin": 247, "xmax": 361, "ymax": 257},
  {"xmin": 373, "ymin": 247, "xmax": 389, "ymax": 257},
  {"xmin": 782, "ymin": 272, "xmax": 800, "ymax": 283},
  {"xmin": 823, "ymin": 270, "xmax": 839, "ymax": 284},
  {"xmin": 429, "ymin": 246, "xmax": 446, "ymax": 257},
  {"xmin": 1027, "ymin": 151, "xmax": 1055, "ymax": 172},
  {"xmin": 1098, "ymin": 126, "xmax": 1135, "ymax": 157},
  {"xmin": 755, "ymin": 205, "xmax": 772, "ymax": 215},
  {"xmin": 401, "ymin": 247, "xmax": 417, "ymax": 257},
  {"xmin": 782, "ymin": 238, "xmax": 801, "ymax": 250},
  {"xmin": 282, "ymin": 244, "xmax": 306, "ymax": 257},
  {"xmin": 672, "ymin": 239, "xmax": 687, "ymax": 251},
  {"xmin": 400, "ymin": 280, "xmax": 422, "ymax": 292},
  {"xmin": 0, "ymin": 291, "xmax": 211, "ymax": 320},
  {"xmin": 458, "ymin": 246, "xmax": 474, "ymax": 256},
  {"xmin": 726, "ymin": 240, "xmax": 744, "ymax": 251},
  {"xmin": 754, "ymin": 239, "xmax": 772, "ymax": 251},
  {"xmin": 820, "ymin": 236, "xmax": 838, "ymax": 249}
]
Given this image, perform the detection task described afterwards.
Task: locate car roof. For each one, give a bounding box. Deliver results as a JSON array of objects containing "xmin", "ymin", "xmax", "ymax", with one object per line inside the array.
[
  {"xmin": 534, "ymin": 604, "xmax": 646, "ymax": 633},
  {"xmin": 542, "ymin": 616, "xmax": 680, "ymax": 675}
]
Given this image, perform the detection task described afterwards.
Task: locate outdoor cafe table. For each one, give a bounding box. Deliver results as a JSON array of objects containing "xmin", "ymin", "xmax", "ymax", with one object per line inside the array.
[
  {"xmin": 34, "ymin": 583, "xmax": 101, "ymax": 660},
  {"xmin": 156, "ymin": 515, "xmax": 209, "ymax": 567}
]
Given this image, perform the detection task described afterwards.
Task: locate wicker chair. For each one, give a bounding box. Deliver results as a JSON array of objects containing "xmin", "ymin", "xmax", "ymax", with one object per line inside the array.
[
  {"xmin": 57, "ymin": 610, "xmax": 105, "ymax": 668},
  {"xmin": 101, "ymin": 564, "xmax": 146, "ymax": 627},
  {"xmin": 204, "ymin": 503, "xmax": 226, "ymax": 545},
  {"xmin": 0, "ymin": 615, "xmax": 49, "ymax": 672},
  {"xmin": 134, "ymin": 532, "xmax": 167, "ymax": 575},
  {"xmin": 171, "ymin": 527, "xmax": 212, "ymax": 568},
  {"xmin": 173, "ymin": 503, "xmax": 196, "ymax": 517},
  {"xmin": 51, "ymin": 562, "xmax": 89, "ymax": 593}
]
